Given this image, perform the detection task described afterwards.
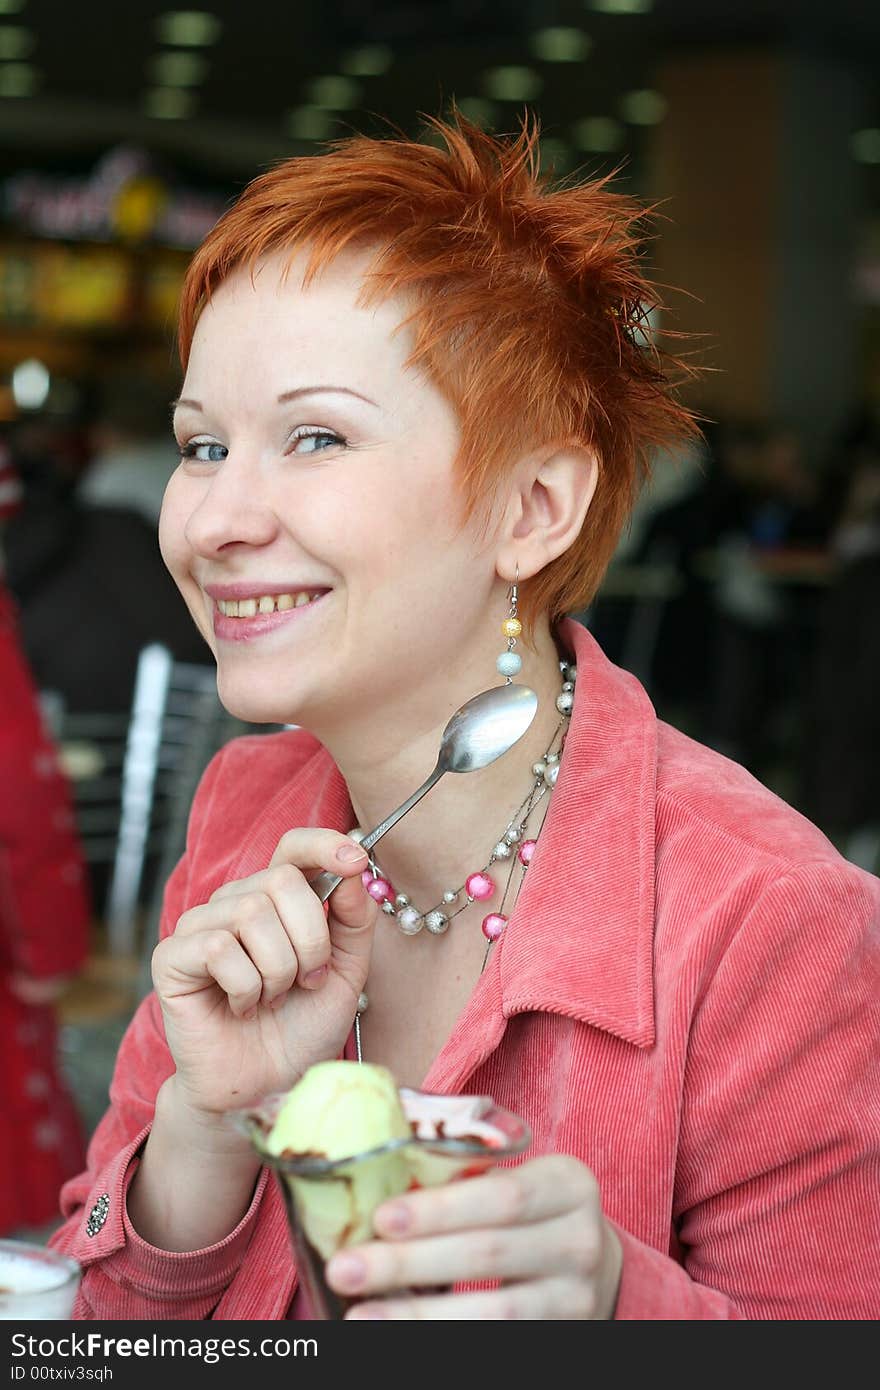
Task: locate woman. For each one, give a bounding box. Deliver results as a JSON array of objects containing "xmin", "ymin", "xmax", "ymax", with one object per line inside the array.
[{"xmin": 50, "ymin": 116, "xmax": 879, "ymax": 1319}]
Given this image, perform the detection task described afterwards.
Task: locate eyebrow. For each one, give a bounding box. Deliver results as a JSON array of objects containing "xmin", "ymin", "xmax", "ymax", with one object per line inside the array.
[{"xmin": 170, "ymin": 385, "xmax": 380, "ymax": 412}]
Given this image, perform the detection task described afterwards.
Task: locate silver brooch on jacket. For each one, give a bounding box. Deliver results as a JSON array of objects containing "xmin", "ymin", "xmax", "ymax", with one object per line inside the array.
[{"xmin": 86, "ymin": 1193, "xmax": 110, "ymax": 1237}]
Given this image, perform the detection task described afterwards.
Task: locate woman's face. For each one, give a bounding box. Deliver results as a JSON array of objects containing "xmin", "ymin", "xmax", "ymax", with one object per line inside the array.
[{"xmin": 160, "ymin": 249, "xmax": 495, "ymax": 730}]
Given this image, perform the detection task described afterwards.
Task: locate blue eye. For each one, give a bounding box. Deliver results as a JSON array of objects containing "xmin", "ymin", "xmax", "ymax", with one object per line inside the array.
[
  {"xmin": 180, "ymin": 440, "xmax": 228, "ymax": 463},
  {"xmin": 291, "ymin": 428, "xmax": 346, "ymax": 455}
]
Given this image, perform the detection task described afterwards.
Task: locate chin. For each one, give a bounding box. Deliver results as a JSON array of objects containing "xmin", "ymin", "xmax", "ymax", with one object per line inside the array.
[{"xmin": 215, "ymin": 673, "xmax": 300, "ymax": 728}]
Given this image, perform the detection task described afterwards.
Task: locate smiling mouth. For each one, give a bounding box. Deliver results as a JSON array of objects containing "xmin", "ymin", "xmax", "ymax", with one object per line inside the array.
[{"xmin": 215, "ymin": 591, "xmax": 325, "ymax": 617}]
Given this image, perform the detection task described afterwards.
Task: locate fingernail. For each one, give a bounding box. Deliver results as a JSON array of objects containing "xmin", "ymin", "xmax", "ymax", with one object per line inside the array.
[
  {"xmin": 377, "ymin": 1202, "xmax": 411, "ymax": 1235},
  {"xmin": 346, "ymin": 1304, "xmax": 388, "ymax": 1320},
  {"xmin": 337, "ymin": 843, "xmax": 368, "ymax": 863},
  {"xmin": 327, "ymin": 1253, "xmax": 366, "ymax": 1291},
  {"xmin": 302, "ymin": 966, "xmax": 328, "ymax": 988}
]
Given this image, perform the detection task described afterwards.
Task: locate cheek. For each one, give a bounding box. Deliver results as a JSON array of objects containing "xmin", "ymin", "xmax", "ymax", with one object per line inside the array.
[{"xmin": 158, "ymin": 474, "xmax": 192, "ymax": 572}]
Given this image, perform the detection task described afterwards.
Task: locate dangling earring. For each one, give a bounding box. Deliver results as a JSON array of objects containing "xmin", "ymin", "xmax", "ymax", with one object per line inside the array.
[{"xmin": 496, "ymin": 565, "xmax": 523, "ymax": 683}]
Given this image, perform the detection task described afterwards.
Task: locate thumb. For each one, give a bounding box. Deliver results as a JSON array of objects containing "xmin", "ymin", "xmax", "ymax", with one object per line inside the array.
[{"xmin": 326, "ymin": 866, "xmax": 378, "ymax": 975}]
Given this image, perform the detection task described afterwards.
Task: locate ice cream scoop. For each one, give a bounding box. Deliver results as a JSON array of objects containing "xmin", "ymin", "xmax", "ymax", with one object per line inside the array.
[
  {"xmin": 265, "ymin": 1061, "xmax": 413, "ymax": 1261},
  {"xmin": 242, "ymin": 1062, "xmax": 531, "ymax": 1318}
]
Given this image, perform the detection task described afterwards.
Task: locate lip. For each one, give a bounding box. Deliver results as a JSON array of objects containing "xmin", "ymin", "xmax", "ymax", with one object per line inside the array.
[
  {"xmin": 208, "ymin": 589, "xmax": 331, "ymax": 643},
  {"xmin": 205, "ymin": 582, "xmax": 330, "ymax": 602}
]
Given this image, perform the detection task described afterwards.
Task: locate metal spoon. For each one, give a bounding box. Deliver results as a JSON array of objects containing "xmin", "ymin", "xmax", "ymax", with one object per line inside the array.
[{"xmin": 309, "ymin": 683, "xmax": 538, "ymax": 904}]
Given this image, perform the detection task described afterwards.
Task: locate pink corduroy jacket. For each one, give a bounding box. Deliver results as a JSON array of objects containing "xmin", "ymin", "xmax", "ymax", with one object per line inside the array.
[{"xmin": 50, "ymin": 619, "xmax": 880, "ymax": 1319}]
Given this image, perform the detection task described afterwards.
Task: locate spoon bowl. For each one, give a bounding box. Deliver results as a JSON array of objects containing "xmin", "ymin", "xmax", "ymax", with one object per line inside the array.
[
  {"xmin": 435, "ymin": 684, "xmax": 539, "ymax": 774},
  {"xmin": 310, "ymin": 683, "xmax": 538, "ymax": 904}
]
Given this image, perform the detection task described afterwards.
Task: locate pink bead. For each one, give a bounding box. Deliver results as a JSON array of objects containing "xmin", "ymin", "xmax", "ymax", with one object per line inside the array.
[
  {"xmin": 361, "ymin": 869, "xmax": 374, "ymax": 888},
  {"xmin": 518, "ymin": 839, "xmax": 537, "ymax": 865},
  {"xmin": 366, "ymin": 876, "xmax": 394, "ymax": 903},
  {"xmin": 481, "ymin": 913, "xmax": 508, "ymax": 942},
  {"xmin": 465, "ymin": 871, "xmax": 495, "ymax": 901}
]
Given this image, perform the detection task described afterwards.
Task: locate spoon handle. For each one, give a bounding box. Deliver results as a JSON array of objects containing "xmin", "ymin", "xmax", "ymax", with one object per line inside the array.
[{"xmin": 309, "ymin": 761, "xmax": 446, "ymax": 905}]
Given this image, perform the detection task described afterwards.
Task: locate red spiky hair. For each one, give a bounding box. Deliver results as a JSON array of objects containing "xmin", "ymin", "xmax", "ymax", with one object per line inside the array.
[{"xmin": 178, "ymin": 111, "xmax": 700, "ymax": 633}]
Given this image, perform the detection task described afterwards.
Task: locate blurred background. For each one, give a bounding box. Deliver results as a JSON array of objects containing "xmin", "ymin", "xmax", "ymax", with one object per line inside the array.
[{"xmin": 0, "ymin": 1, "xmax": 878, "ymax": 1213}]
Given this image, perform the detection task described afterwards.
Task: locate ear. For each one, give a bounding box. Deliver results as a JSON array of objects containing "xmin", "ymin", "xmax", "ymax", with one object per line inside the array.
[{"xmin": 495, "ymin": 444, "xmax": 599, "ymax": 582}]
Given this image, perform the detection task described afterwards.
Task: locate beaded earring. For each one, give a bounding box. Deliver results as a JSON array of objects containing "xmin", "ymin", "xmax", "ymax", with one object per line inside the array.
[{"xmin": 496, "ymin": 570, "xmax": 523, "ymax": 682}]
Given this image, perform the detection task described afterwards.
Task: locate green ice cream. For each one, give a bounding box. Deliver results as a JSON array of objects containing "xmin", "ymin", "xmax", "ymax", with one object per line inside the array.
[{"xmin": 265, "ymin": 1061, "xmax": 413, "ymax": 1260}]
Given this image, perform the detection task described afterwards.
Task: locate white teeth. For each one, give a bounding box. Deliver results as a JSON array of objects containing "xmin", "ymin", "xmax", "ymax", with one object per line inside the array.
[{"xmin": 216, "ymin": 590, "xmax": 322, "ymax": 618}]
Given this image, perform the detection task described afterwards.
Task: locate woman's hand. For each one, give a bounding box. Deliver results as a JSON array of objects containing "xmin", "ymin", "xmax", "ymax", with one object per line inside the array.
[
  {"xmin": 325, "ymin": 1155, "xmax": 623, "ymax": 1320},
  {"xmin": 151, "ymin": 829, "xmax": 375, "ymax": 1119}
]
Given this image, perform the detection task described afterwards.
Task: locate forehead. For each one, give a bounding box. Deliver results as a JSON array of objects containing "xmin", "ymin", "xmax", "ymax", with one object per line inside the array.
[{"xmin": 185, "ymin": 247, "xmax": 416, "ymax": 398}]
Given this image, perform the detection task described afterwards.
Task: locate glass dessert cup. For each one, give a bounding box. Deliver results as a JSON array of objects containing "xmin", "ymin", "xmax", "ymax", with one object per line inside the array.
[
  {"xmin": 237, "ymin": 1088, "xmax": 531, "ymax": 1320},
  {"xmin": 0, "ymin": 1240, "xmax": 80, "ymax": 1320}
]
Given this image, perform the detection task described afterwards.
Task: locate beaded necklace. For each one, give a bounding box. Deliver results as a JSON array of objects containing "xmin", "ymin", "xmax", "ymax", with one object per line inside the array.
[
  {"xmin": 357, "ymin": 659, "xmax": 576, "ymax": 944},
  {"xmin": 353, "ymin": 659, "xmax": 576, "ymax": 1061}
]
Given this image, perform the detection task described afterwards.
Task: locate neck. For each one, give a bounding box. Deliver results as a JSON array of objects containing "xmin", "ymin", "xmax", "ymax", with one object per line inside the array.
[{"xmin": 314, "ymin": 619, "xmax": 569, "ymax": 907}]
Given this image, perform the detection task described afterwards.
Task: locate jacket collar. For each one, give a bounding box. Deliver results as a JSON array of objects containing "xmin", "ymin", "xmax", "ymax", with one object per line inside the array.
[
  {"xmin": 264, "ymin": 617, "xmax": 658, "ymax": 1052},
  {"xmin": 498, "ymin": 619, "xmax": 657, "ymax": 1048}
]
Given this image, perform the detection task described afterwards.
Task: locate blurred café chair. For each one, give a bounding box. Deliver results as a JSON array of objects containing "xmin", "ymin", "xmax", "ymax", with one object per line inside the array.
[{"xmin": 53, "ymin": 644, "xmax": 242, "ymax": 964}]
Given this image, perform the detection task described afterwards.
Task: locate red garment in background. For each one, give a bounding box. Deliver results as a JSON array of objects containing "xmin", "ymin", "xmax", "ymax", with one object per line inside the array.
[{"xmin": 0, "ymin": 580, "xmax": 91, "ymax": 1233}]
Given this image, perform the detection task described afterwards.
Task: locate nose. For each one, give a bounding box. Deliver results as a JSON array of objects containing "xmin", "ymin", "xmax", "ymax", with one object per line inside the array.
[{"xmin": 183, "ymin": 453, "xmax": 279, "ymax": 557}]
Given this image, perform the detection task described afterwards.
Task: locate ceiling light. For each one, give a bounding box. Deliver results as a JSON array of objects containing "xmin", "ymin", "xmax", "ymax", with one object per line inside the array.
[
  {"xmin": 530, "ymin": 28, "xmax": 592, "ymax": 63},
  {"xmin": 0, "ymin": 26, "xmax": 33, "ymax": 60},
  {"xmin": 620, "ymin": 89, "xmax": 666, "ymax": 124},
  {"xmin": 571, "ymin": 116, "xmax": 625, "ymax": 152},
  {"xmin": 155, "ymin": 11, "xmax": 221, "ymax": 47},
  {"xmin": 144, "ymin": 86, "xmax": 195, "ymax": 119},
  {"xmin": 483, "ymin": 66, "xmax": 543, "ymax": 102},
  {"xmin": 589, "ymin": 0, "xmax": 652, "ymax": 14},
  {"xmin": 151, "ymin": 51, "xmax": 207, "ymax": 85},
  {"xmin": 0, "ymin": 62, "xmax": 38, "ymax": 96},
  {"xmin": 852, "ymin": 129, "xmax": 880, "ymax": 164},
  {"xmin": 12, "ymin": 359, "xmax": 50, "ymax": 411},
  {"xmin": 286, "ymin": 106, "xmax": 336, "ymax": 141},
  {"xmin": 304, "ymin": 75, "xmax": 361, "ymax": 110},
  {"xmin": 340, "ymin": 44, "xmax": 392, "ymax": 78},
  {"xmin": 454, "ymin": 96, "xmax": 498, "ymax": 129}
]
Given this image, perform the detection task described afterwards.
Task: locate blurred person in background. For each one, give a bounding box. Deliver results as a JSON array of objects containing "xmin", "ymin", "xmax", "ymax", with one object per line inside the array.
[
  {"xmin": 0, "ymin": 444, "xmax": 91, "ymax": 1237},
  {"xmin": 702, "ymin": 421, "xmax": 821, "ymax": 771},
  {"xmin": 5, "ymin": 372, "xmax": 209, "ymax": 714},
  {"xmin": 803, "ymin": 413, "xmax": 880, "ymax": 869}
]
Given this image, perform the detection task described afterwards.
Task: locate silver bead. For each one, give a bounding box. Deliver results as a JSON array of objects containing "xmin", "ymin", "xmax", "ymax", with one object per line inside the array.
[
  {"xmin": 395, "ymin": 893, "xmax": 410, "ymax": 908},
  {"xmin": 381, "ymin": 900, "xmax": 396, "ymax": 915},
  {"xmin": 397, "ymin": 906, "xmax": 423, "ymax": 935},
  {"xmin": 562, "ymin": 681, "xmax": 574, "ymax": 693},
  {"xmin": 357, "ymin": 991, "xmax": 369, "ymax": 1012},
  {"xmin": 556, "ymin": 690, "xmax": 574, "ymax": 715},
  {"xmin": 545, "ymin": 751, "xmax": 560, "ymax": 764},
  {"xmin": 442, "ymin": 889, "xmax": 459, "ymax": 904},
  {"xmin": 566, "ymin": 664, "xmax": 577, "ymax": 683},
  {"xmin": 543, "ymin": 762, "xmax": 560, "ymax": 788},
  {"xmin": 493, "ymin": 840, "xmax": 512, "ymax": 859},
  {"xmin": 348, "ymin": 828, "xmax": 366, "ymax": 843},
  {"xmin": 505, "ymin": 826, "xmax": 522, "ymax": 844},
  {"xmin": 532, "ymin": 760, "xmax": 547, "ymax": 778},
  {"xmin": 424, "ymin": 910, "xmax": 449, "ymax": 935}
]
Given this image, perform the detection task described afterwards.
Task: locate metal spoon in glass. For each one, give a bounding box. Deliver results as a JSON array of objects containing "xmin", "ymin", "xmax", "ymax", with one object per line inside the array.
[{"xmin": 309, "ymin": 683, "xmax": 539, "ymax": 904}]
